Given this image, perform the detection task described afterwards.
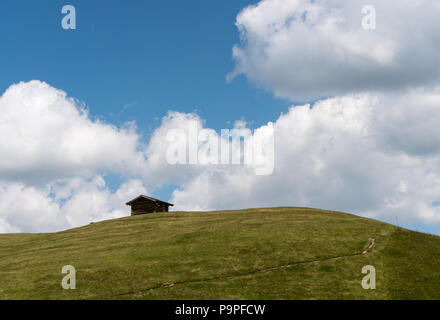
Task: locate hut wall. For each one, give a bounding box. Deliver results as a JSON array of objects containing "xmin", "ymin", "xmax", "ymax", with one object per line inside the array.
[{"xmin": 131, "ymin": 201, "xmax": 169, "ymax": 216}]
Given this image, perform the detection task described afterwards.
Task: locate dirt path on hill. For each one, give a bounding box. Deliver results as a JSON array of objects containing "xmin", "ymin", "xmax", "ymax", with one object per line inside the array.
[{"xmin": 113, "ymin": 237, "xmax": 376, "ymax": 298}]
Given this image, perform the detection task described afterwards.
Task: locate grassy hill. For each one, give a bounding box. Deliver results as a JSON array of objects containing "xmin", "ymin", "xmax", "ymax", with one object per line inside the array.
[{"xmin": 0, "ymin": 207, "xmax": 439, "ymax": 299}]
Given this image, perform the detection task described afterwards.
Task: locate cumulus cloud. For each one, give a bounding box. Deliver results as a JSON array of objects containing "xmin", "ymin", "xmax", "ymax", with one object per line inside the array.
[
  {"xmin": 0, "ymin": 81, "xmax": 150, "ymax": 232},
  {"xmin": 0, "ymin": 79, "xmax": 439, "ymax": 233},
  {"xmin": 0, "ymin": 183, "xmax": 64, "ymax": 232},
  {"xmin": 142, "ymin": 111, "xmax": 206, "ymax": 185},
  {"xmin": 169, "ymin": 89, "xmax": 440, "ymax": 226},
  {"xmin": 229, "ymin": 0, "xmax": 440, "ymax": 101},
  {"xmin": 59, "ymin": 177, "xmax": 148, "ymax": 229},
  {"xmin": 0, "ymin": 80, "xmax": 146, "ymax": 183},
  {"xmin": 0, "ymin": 178, "xmax": 147, "ymax": 233},
  {"xmin": 142, "ymin": 110, "xmax": 275, "ymax": 182}
]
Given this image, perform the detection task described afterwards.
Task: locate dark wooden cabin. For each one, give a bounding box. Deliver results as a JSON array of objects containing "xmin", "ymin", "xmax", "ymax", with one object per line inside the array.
[{"xmin": 126, "ymin": 195, "xmax": 174, "ymax": 216}]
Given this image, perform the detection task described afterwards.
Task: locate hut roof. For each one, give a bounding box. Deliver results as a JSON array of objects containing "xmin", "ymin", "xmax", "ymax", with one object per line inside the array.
[{"xmin": 125, "ymin": 195, "xmax": 174, "ymax": 207}]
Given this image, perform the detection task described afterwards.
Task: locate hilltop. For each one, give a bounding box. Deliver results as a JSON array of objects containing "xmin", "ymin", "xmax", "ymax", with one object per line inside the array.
[{"xmin": 0, "ymin": 207, "xmax": 439, "ymax": 299}]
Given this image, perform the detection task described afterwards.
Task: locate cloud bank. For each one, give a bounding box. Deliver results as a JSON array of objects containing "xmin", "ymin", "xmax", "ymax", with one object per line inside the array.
[
  {"xmin": 0, "ymin": 81, "xmax": 146, "ymax": 183},
  {"xmin": 229, "ymin": 0, "xmax": 440, "ymax": 101},
  {"xmin": 1, "ymin": 0, "xmax": 440, "ymax": 233},
  {"xmin": 0, "ymin": 81, "xmax": 148, "ymax": 232},
  {"xmin": 0, "ymin": 80, "xmax": 439, "ymax": 232},
  {"xmin": 170, "ymin": 89, "xmax": 440, "ymax": 226}
]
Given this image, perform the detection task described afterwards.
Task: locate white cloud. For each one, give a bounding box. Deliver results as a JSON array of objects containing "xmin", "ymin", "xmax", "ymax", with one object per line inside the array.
[
  {"xmin": 229, "ymin": 0, "xmax": 440, "ymax": 101},
  {"xmin": 142, "ymin": 111, "xmax": 206, "ymax": 186},
  {"xmin": 0, "ymin": 177, "xmax": 147, "ymax": 233},
  {"xmin": 0, "ymin": 79, "xmax": 439, "ymax": 233},
  {"xmin": 0, "ymin": 80, "xmax": 146, "ymax": 183},
  {"xmin": 0, "ymin": 81, "xmax": 151, "ymax": 232},
  {"xmin": 0, "ymin": 183, "xmax": 64, "ymax": 233},
  {"xmin": 168, "ymin": 90, "xmax": 440, "ymax": 226},
  {"xmin": 60, "ymin": 177, "xmax": 147, "ymax": 228}
]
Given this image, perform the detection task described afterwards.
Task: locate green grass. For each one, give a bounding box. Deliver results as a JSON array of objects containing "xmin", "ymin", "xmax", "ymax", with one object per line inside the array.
[{"xmin": 0, "ymin": 207, "xmax": 439, "ymax": 299}]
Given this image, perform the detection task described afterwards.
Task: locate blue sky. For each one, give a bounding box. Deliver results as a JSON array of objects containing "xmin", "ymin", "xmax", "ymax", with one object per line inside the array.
[
  {"xmin": 1, "ymin": 0, "xmax": 440, "ymax": 234},
  {"xmin": 0, "ymin": 0, "xmax": 287, "ymax": 134},
  {"xmin": 0, "ymin": 0, "xmax": 290, "ymax": 203}
]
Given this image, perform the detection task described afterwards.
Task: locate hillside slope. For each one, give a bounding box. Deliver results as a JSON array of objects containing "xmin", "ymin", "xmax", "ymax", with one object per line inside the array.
[{"xmin": 0, "ymin": 207, "xmax": 439, "ymax": 299}]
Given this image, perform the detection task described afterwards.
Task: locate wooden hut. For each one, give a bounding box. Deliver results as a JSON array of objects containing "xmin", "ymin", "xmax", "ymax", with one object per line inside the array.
[{"xmin": 126, "ymin": 195, "xmax": 174, "ymax": 216}]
